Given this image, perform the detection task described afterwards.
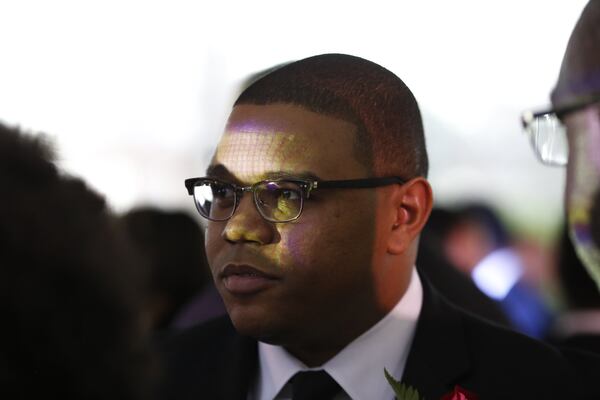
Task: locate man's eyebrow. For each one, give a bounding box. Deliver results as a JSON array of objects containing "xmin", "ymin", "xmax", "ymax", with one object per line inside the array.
[
  {"xmin": 205, "ymin": 165, "xmax": 322, "ymax": 183},
  {"xmin": 205, "ymin": 164, "xmax": 234, "ymax": 180},
  {"xmin": 263, "ymin": 171, "xmax": 322, "ymax": 182}
]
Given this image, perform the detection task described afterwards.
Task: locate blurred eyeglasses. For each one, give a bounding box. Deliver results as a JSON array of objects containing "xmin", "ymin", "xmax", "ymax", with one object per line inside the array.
[
  {"xmin": 184, "ymin": 176, "xmax": 406, "ymax": 223},
  {"xmin": 521, "ymin": 94, "xmax": 600, "ymax": 166}
]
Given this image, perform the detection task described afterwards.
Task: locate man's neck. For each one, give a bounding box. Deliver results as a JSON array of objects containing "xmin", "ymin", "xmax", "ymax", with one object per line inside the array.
[
  {"xmin": 284, "ymin": 346, "xmax": 339, "ymax": 368},
  {"xmin": 282, "ymin": 297, "xmax": 406, "ymax": 367},
  {"xmin": 282, "ymin": 262, "xmax": 413, "ymax": 367},
  {"xmin": 281, "ymin": 307, "xmax": 386, "ymax": 366}
]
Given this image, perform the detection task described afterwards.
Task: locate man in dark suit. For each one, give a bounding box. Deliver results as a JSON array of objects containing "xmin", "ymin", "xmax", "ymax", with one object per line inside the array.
[{"xmin": 161, "ymin": 54, "xmax": 588, "ymax": 399}]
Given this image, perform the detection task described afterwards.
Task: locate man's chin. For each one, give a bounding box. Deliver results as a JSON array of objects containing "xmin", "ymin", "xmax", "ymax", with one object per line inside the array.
[{"xmin": 227, "ymin": 305, "xmax": 284, "ymax": 343}]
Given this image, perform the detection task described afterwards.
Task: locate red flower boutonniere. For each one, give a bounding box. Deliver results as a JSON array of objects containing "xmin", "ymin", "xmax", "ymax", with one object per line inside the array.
[
  {"xmin": 385, "ymin": 369, "xmax": 478, "ymax": 400},
  {"xmin": 440, "ymin": 385, "xmax": 478, "ymax": 400}
]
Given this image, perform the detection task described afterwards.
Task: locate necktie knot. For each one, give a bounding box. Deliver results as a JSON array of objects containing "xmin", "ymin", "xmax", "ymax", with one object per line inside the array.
[{"xmin": 291, "ymin": 370, "xmax": 342, "ymax": 400}]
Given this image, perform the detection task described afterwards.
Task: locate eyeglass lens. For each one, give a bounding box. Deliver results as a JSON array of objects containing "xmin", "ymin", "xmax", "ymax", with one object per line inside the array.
[
  {"xmin": 192, "ymin": 180, "xmax": 304, "ymax": 222},
  {"xmin": 193, "ymin": 181, "xmax": 236, "ymax": 221},
  {"xmin": 255, "ymin": 181, "xmax": 303, "ymax": 222},
  {"xmin": 529, "ymin": 113, "xmax": 569, "ymax": 166}
]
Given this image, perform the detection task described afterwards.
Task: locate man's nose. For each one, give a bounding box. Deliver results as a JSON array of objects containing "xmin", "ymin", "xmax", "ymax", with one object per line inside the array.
[{"xmin": 222, "ymin": 192, "xmax": 274, "ymax": 245}]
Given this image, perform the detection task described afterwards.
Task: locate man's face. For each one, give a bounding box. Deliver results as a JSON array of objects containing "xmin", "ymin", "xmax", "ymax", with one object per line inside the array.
[
  {"xmin": 551, "ymin": 0, "xmax": 600, "ymax": 288},
  {"xmin": 563, "ymin": 105, "xmax": 600, "ymax": 286},
  {"xmin": 205, "ymin": 103, "xmax": 390, "ymax": 350}
]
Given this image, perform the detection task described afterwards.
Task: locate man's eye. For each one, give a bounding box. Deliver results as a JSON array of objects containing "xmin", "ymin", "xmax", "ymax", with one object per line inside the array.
[
  {"xmin": 276, "ymin": 189, "xmax": 301, "ymax": 214},
  {"xmin": 213, "ymin": 184, "xmax": 234, "ymax": 199},
  {"xmin": 280, "ymin": 189, "xmax": 300, "ymax": 201}
]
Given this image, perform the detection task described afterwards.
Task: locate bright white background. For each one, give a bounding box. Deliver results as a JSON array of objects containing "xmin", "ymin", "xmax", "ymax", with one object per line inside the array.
[{"xmin": 0, "ymin": 0, "xmax": 589, "ymax": 237}]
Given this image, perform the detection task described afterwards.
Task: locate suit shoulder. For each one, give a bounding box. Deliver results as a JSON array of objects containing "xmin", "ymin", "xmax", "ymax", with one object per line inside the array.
[
  {"xmin": 158, "ymin": 315, "xmax": 236, "ymax": 360},
  {"xmin": 156, "ymin": 316, "xmax": 246, "ymax": 400},
  {"xmin": 454, "ymin": 303, "xmax": 575, "ymax": 376}
]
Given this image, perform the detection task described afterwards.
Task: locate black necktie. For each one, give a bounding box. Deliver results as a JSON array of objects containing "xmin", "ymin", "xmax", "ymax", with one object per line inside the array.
[{"xmin": 291, "ymin": 370, "xmax": 342, "ymax": 400}]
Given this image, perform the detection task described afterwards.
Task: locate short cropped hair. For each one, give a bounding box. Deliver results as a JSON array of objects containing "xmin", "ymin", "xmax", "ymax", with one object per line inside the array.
[{"xmin": 235, "ymin": 53, "xmax": 428, "ymax": 178}]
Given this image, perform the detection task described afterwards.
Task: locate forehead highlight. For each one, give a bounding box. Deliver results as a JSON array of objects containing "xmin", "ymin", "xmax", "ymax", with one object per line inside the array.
[
  {"xmin": 211, "ymin": 104, "xmax": 367, "ymax": 182},
  {"xmin": 214, "ymin": 131, "xmax": 309, "ymax": 181}
]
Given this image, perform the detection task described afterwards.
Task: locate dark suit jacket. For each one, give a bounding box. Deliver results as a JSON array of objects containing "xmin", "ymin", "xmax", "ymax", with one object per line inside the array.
[{"xmin": 158, "ymin": 278, "xmax": 593, "ymax": 400}]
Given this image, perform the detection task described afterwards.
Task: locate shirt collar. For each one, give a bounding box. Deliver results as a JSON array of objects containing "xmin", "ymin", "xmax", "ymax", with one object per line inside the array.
[{"xmin": 254, "ymin": 267, "xmax": 423, "ymax": 400}]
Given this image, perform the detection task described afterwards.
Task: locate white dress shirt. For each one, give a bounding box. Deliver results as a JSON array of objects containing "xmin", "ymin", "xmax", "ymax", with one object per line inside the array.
[{"xmin": 251, "ymin": 267, "xmax": 423, "ymax": 400}]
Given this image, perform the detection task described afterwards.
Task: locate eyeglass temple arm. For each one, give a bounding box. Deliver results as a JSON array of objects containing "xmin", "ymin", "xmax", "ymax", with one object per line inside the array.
[
  {"xmin": 314, "ymin": 177, "xmax": 406, "ymax": 190},
  {"xmin": 523, "ymin": 93, "xmax": 600, "ymax": 127}
]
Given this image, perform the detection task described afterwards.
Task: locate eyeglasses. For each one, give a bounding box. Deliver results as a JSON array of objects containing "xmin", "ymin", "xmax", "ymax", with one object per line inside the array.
[
  {"xmin": 184, "ymin": 176, "xmax": 406, "ymax": 223},
  {"xmin": 521, "ymin": 94, "xmax": 600, "ymax": 166}
]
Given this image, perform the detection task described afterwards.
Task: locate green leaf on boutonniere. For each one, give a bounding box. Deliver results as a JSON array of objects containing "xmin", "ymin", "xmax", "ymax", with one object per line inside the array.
[{"xmin": 384, "ymin": 368, "xmax": 422, "ymax": 400}]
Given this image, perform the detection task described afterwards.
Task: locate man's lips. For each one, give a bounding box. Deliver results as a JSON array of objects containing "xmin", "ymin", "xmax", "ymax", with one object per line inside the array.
[{"xmin": 219, "ymin": 264, "xmax": 280, "ymax": 295}]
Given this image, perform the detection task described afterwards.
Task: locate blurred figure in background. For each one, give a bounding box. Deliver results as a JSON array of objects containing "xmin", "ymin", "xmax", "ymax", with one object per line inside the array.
[
  {"xmin": 418, "ymin": 209, "xmax": 511, "ymax": 327},
  {"xmin": 552, "ymin": 225, "xmax": 600, "ymax": 354},
  {"xmin": 0, "ymin": 122, "xmax": 155, "ymax": 399},
  {"xmin": 432, "ymin": 203, "xmax": 554, "ymax": 338},
  {"xmin": 122, "ymin": 207, "xmax": 225, "ymax": 331},
  {"xmin": 522, "ymin": 0, "xmax": 600, "ymax": 289}
]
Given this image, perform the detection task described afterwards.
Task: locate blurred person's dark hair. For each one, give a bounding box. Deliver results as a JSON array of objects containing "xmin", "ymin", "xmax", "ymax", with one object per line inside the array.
[
  {"xmin": 432, "ymin": 202, "xmax": 512, "ymax": 275},
  {"xmin": 0, "ymin": 122, "xmax": 155, "ymax": 399},
  {"xmin": 421, "ymin": 207, "xmax": 459, "ymax": 246},
  {"xmin": 121, "ymin": 207, "xmax": 213, "ymax": 330},
  {"xmin": 454, "ymin": 203, "xmax": 510, "ymax": 249}
]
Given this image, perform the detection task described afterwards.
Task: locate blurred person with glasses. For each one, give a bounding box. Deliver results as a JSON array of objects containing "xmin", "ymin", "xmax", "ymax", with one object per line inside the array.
[
  {"xmin": 522, "ymin": 1, "xmax": 600, "ymax": 393},
  {"xmin": 522, "ymin": 0, "xmax": 600, "ymax": 289},
  {"xmin": 160, "ymin": 54, "xmax": 586, "ymax": 400}
]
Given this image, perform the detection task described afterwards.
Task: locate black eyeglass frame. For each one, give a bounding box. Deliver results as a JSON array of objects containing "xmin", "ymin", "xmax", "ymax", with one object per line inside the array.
[
  {"xmin": 184, "ymin": 176, "xmax": 407, "ymax": 223},
  {"xmin": 521, "ymin": 93, "xmax": 600, "ymax": 130},
  {"xmin": 521, "ymin": 93, "xmax": 600, "ymax": 166}
]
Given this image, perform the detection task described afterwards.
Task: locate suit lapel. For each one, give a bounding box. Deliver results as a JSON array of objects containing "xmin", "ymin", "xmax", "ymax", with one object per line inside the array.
[
  {"xmin": 218, "ymin": 333, "xmax": 259, "ymax": 400},
  {"xmin": 402, "ymin": 275, "xmax": 471, "ymax": 399}
]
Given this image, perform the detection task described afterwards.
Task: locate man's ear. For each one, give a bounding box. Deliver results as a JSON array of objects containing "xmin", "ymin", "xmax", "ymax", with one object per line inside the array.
[{"xmin": 387, "ymin": 177, "xmax": 433, "ymax": 255}]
